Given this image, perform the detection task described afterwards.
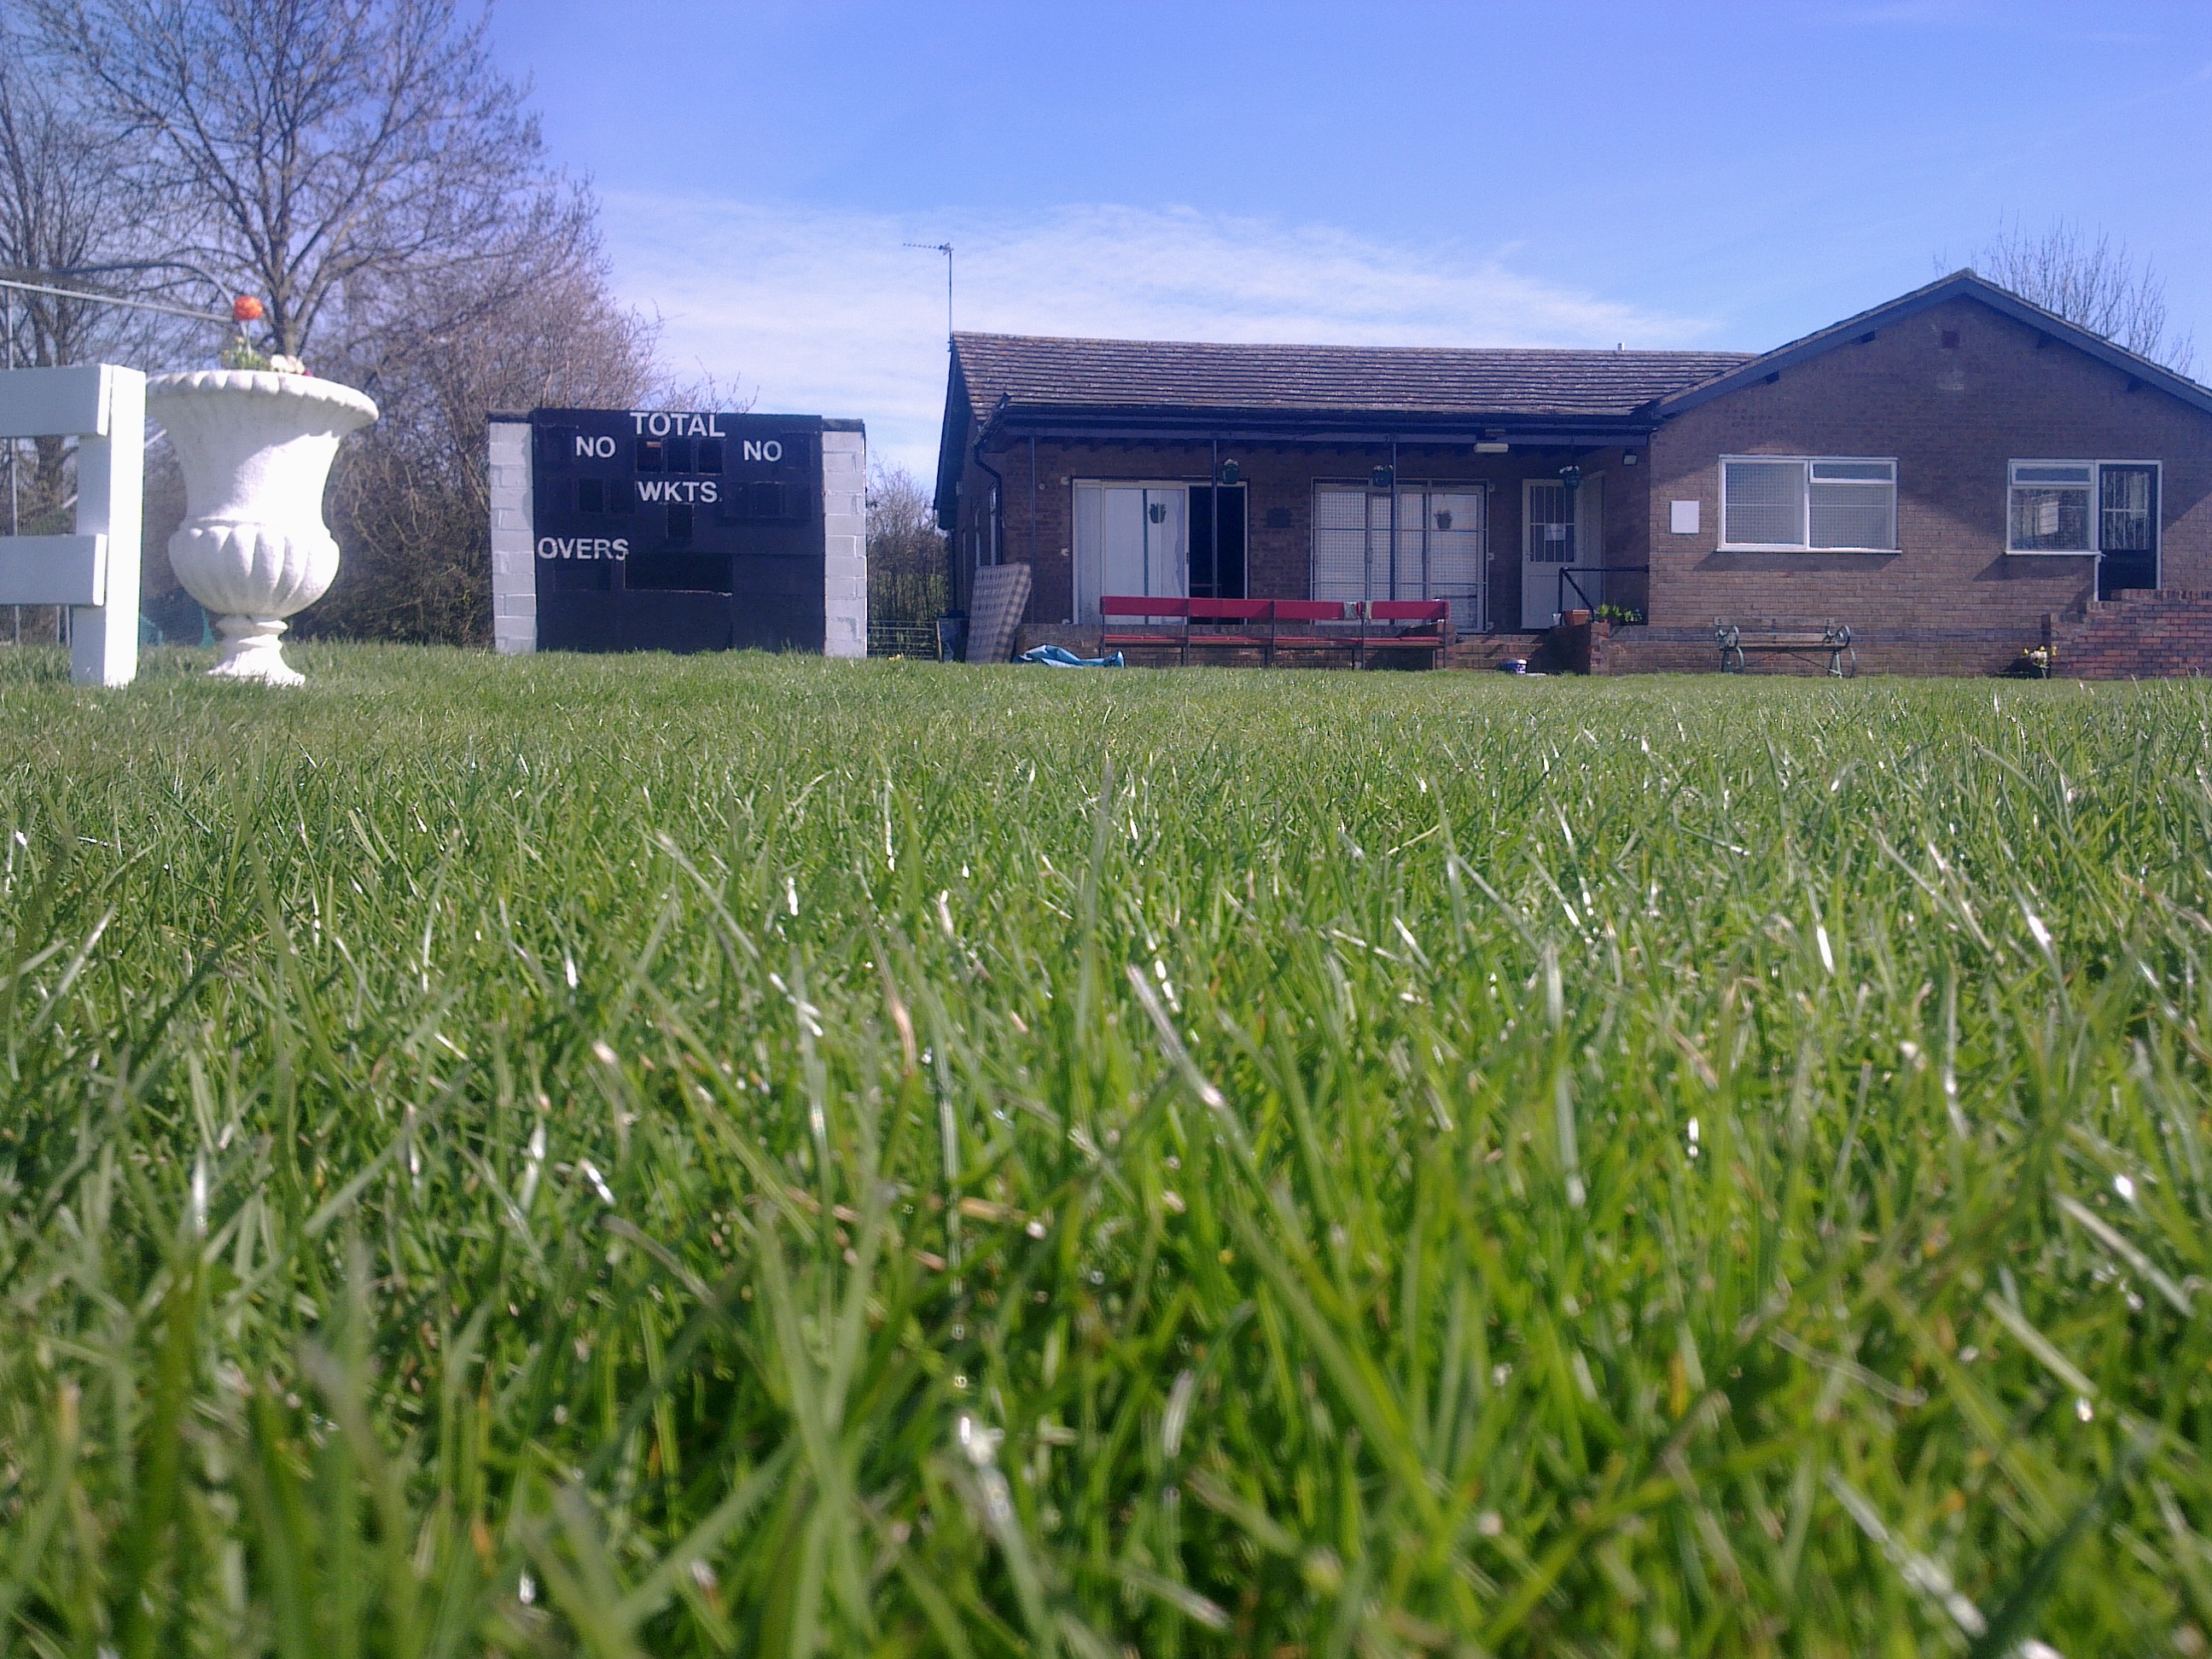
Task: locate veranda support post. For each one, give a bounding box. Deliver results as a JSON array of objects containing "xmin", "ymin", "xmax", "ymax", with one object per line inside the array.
[{"xmin": 0, "ymin": 364, "xmax": 145, "ymax": 687}]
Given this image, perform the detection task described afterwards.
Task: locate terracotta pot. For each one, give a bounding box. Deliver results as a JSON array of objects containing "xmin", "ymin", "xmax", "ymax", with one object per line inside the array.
[
  {"xmin": 147, "ymin": 370, "xmax": 379, "ymax": 684},
  {"xmin": 1561, "ymin": 608, "xmax": 1592, "ymax": 627}
]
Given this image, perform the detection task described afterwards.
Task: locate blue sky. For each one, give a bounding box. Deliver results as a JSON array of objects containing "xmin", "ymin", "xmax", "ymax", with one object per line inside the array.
[{"xmin": 490, "ymin": 1, "xmax": 2212, "ymax": 477}]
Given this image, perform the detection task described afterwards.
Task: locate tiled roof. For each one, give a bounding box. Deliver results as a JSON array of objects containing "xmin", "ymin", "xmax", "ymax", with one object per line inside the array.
[{"xmin": 951, "ymin": 332, "xmax": 1756, "ymax": 421}]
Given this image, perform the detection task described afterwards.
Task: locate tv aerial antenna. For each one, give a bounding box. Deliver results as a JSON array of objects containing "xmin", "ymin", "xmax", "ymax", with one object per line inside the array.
[{"xmin": 904, "ymin": 242, "xmax": 952, "ymax": 342}]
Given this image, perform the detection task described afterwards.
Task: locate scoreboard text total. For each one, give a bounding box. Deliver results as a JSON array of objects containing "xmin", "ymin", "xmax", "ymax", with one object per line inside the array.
[{"xmin": 535, "ymin": 410, "xmax": 812, "ymax": 562}]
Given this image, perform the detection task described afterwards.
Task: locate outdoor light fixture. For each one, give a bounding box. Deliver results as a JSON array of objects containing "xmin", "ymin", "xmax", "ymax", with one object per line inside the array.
[
  {"xmin": 1371, "ymin": 465, "xmax": 1395, "ymax": 490},
  {"xmin": 1558, "ymin": 464, "xmax": 1585, "ymax": 493},
  {"xmin": 1217, "ymin": 458, "xmax": 1240, "ymax": 485},
  {"xmin": 1475, "ymin": 440, "xmax": 1509, "ymax": 453}
]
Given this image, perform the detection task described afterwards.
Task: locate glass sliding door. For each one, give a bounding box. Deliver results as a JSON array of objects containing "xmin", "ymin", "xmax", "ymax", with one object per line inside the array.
[
  {"xmin": 1313, "ymin": 483, "xmax": 1487, "ymax": 629},
  {"xmin": 1074, "ymin": 482, "xmax": 1188, "ymax": 624},
  {"xmin": 1420, "ymin": 491, "xmax": 1486, "ymax": 632}
]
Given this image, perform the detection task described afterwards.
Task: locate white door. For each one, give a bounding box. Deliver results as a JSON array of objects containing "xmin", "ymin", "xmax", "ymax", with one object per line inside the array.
[
  {"xmin": 1520, "ymin": 476, "xmax": 1603, "ymax": 629},
  {"xmin": 1074, "ymin": 482, "xmax": 1187, "ymax": 623}
]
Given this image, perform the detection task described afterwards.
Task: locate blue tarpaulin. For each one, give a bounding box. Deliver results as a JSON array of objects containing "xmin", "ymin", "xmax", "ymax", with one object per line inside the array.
[{"xmin": 1017, "ymin": 644, "xmax": 1124, "ymax": 668}]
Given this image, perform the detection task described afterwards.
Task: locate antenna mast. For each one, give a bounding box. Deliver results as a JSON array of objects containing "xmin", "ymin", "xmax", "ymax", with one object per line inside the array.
[{"xmin": 904, "ymin": 242, "xmax": 953, "ymax": 342}]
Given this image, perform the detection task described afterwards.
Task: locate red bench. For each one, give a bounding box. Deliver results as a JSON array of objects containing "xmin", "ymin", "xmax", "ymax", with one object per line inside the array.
[
  {"xmin": 1361, "ymin": 599, "xmax": 1450, "ymax": 668},
  {"xmin": 1186, "ymin": 597, "xmax": 1272, "ymax": 661},
  {"xmin": 1099, "ymin": 595, "xmax": 1190, "ymax": 661},
  {"xmin": 1095, "ymin": 596, "xmax": 1451, "ymax": 668},
  {"xmin": 1268, "ymin": 599, "xmax": 1357, "ymax": 666}
]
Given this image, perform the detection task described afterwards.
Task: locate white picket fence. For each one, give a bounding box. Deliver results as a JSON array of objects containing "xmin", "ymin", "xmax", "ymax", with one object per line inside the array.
[{"xmin": 0, "ymin": 364, "xmax": 145, "ymax": 686}]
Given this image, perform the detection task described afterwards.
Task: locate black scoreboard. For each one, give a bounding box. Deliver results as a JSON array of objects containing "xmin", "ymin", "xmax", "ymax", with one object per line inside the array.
[{"xmin": 530, "ymin": 408, "xmax": 833, "ymax": 654}]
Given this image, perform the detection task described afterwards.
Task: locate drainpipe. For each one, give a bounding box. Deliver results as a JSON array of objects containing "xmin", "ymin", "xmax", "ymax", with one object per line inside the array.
[{"xmin": 1028, "ymin": 434, "xmax": 1039, "ymax": 567}]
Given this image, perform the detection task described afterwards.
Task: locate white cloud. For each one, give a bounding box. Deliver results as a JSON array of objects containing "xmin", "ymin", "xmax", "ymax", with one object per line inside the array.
[{"xmin": 602, "ymin": 196, "xmax": 1714, "ymax": 479}]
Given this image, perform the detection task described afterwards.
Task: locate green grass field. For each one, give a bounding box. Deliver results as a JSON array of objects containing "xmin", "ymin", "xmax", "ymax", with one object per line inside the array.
[{"xmin": 3, "ymin": 643, "xmax": 2210, "ymax": 1658}]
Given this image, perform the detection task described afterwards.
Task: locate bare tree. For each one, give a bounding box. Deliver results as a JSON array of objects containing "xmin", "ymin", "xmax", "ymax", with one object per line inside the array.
[
  {"xmin": 0, "ymin": 36, "xmax": 198, "ymax": 638},
  {"xmin": 866, "ymin": 463, "xmax": 947, "ymax": 625},
  {"xmin": 30, "ymin": 0, "xmax": 557, "ymax": 367},
  {"xmin": 23, "ymin": 0, "xmax": 684, "ymax": 645},
  {"xmin": 303, "ymin": 223, "xmax": 662, "ymax": 642},
  {"xmin": 1969, "ymin": 218, "xmax": 2197, "ymax": 377},
  {"xmin": 0, "ymin": 38, "xmax": 179, "ymax": 505}
]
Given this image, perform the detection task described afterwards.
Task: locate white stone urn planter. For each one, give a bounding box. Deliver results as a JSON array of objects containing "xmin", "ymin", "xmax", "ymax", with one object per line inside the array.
[{"xmin": 146, "ymin": 370, "xmax": 379, "ymax": 684}]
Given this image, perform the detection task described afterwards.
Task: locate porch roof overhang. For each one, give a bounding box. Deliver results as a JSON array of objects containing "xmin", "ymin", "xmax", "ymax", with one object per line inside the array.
[{"xmin": 978, "ymin": 399, "xmax": 1659, "ymax": 451}]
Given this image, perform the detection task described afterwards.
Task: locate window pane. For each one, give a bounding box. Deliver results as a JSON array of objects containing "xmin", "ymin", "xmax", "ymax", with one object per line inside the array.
[
  {"xmin": 1392, "ymin": 490, "xmax": 1426, "ymax": 601},
  {"xmin": 1810, "ymin": 461, "xmax": 1892, "ymax": 482},
  {"xmin": 2099, "ymin": 465, "xmax": 2156, "ymax": 553},
  {"xmin": 1527, "ymin": 480, "xmax": 1575, "ymax": 562},
  {"xmin": 2013, "ymin": 463, "xmax": 2093, "ymax": 486},
  {"xmin": 2010, "ymin": 486, "xmax": 2092, "ymax": 551},
  {"xmin": 1724, "ymin": 460, "xmax": 1805, "ymax": 545},
  {"xmin": 1427, "ymin": 491, "xmax": 1485, "ymax": 611},
  {"xmin": 1808, "ymin": 480, "xmax": 1894, "ymax": 549},
  {"xmin": 1313, "ymin": 486, "xmax": 1369, "ymax": 602}
]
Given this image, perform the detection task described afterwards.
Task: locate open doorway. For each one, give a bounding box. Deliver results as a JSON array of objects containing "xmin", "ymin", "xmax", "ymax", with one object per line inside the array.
[{"xmin": 1188, "ymin": 484, "xmax": 1247, "ymax": 599}]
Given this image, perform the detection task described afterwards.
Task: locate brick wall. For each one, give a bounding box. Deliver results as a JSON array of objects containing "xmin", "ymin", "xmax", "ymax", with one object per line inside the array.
[
  {"xmin": 2042, "ymin": 590, "xmax": 2212, "ymax": 678},
  {"xmin": 1594, "ymin": 627, "xmax": 2025, "ymax": 677},
  {"xmin": 1645, "ymin": 294, "xmax": 2212, "ymax": 644}
]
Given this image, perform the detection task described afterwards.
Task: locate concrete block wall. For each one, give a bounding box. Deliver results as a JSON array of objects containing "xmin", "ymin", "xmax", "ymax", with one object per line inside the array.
[
  {"xmin": 486, "ymin": 416, "xmax": 534, "ymax": 654},
  {"xmin": 821, "ymin": 423, "xmax": 867, "ymax": 659}
]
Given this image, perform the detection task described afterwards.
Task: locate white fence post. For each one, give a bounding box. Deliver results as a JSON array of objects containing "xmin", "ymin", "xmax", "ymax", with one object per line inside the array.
[{"xmin": 0, "ymin": 364, "xmax": 146, "ymax": 687}]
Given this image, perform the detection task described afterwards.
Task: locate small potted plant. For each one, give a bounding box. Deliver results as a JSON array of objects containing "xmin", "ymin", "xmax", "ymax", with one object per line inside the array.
[
  {"xmin": 147, "ymin": 294, "xmax": 378, "ymax": 684},
  {"xmin": 1560, "ymin": 607, "xmax": 1593, "ymax": 627}
]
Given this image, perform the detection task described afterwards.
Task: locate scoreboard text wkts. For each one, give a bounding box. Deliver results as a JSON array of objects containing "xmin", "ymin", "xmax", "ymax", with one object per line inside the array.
[{"xmin": 528, "ymin": 407, "xmax": 833, "ymax": 655}]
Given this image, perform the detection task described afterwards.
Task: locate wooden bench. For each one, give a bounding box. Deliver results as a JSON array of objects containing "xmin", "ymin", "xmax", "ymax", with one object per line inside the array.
[
  {"xmin": 1094, "ymin": 596, "xmax": 1452, "ymax": 669},
  {"xmin": 1186, "ymin": 597, "xmax": 1273, "ymax": 661},
  {"xmin": 1716, "ymin": 619, "xmax": 1855, "ymax": 678},
  {"xmin": 1099, "ymin": 594, "xmax": 1190, "ymax": 661},
  {"xmin": 1362, "ymin": 599, "xmax": 1451, "ymax": 669},
  {"xmin": 1268, "ymin": 599, "xmax": 1358, "ymax": 666}
]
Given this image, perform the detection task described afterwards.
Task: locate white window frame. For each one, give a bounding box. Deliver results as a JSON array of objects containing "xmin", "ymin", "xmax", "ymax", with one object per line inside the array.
[
  {"xmin": 1718, "ymin": 455, "xmax": 1897, "ymax": 553},
  {"xmin": 2005, "ymin": 458, "xmax": 2160, "ymax": 559}
]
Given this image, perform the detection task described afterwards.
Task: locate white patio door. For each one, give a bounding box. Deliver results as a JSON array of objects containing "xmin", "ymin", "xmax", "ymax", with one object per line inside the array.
[
  {"xmin": 1313, "ymin": 485, "xmax": 1487, "ymax": 628},
  {"xmin": 1412, "ymin": 490, "xmax": 1486, "ymax": 632},
  {"xmin": 1074, "ymin": 482, "xmax": 1187, "ymax": 624},
  {"xmin": 1520, "ymin": 475, "xmax": 1603, "ymax": 629}
]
